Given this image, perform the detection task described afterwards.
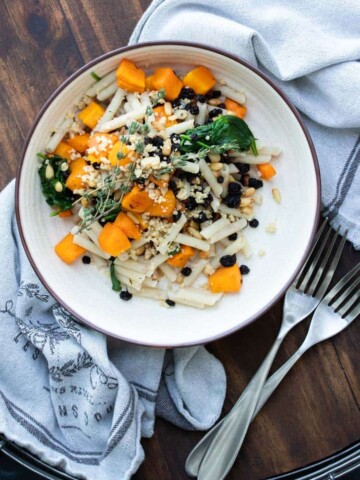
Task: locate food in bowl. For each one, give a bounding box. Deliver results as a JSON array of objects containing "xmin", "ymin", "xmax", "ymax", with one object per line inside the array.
[{"xmin": 37, "ymin": 58, "xmax": 281, "ymax": 309}]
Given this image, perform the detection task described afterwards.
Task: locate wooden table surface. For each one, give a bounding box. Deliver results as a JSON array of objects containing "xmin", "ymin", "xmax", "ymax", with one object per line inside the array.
[{"xmin": 1, "ymin": 1, "xmax": 359, "ymax": 479}]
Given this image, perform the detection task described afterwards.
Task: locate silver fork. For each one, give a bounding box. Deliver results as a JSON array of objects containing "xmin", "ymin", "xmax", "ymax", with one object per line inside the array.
[
  {"xmin": 196, "ymin": 262, "xmax": 360, "ymax": 480},
  {"xmin": 185, "ymin": 219, "xmax": 347, "ymax": 479}
]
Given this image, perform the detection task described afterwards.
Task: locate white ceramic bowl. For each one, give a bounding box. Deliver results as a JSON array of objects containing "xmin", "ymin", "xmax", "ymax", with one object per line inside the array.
[{"xmin": 16, "ymin": 42, "xmax": 320, "ymax": 347}]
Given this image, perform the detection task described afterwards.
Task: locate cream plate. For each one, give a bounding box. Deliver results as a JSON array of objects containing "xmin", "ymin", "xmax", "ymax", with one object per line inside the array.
[{"xmin": 16, "ymin": 42, "xmax": 320, "ymax": 347}]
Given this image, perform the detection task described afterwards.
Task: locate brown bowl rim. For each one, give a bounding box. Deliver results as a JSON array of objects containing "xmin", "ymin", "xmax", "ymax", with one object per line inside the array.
[{"xmin": 15, "ymin": 41, "xmax": 321, "ymax": 347}]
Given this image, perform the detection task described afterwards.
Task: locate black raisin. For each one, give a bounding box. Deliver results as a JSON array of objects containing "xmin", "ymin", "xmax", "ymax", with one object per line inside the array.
[
  {"xmin": 166, "ymin": 299, "xmax": 176, "ymax": 307},
  {"xmin": 185, "ymin": 197, "xmax": 197, "ymax": 210},
  {"xmin": 135, "ymin": 177, "xmax": 146, "ymax": 184},
  {"xmin": 82, "ymin": 255, "xmax": 91, "ymax": 264},
  {"xmin": 203, "ymin": 194, "xmax": 213, "ymax": 207},
  {"xmin": 249, "ymin": 218, "xmax": 259, "ymax": 228},
  {"xmin": 170, "ymin": 133, "xmax": 181, "ymax": 151},
  {"xmin": 152, "ymin": 136, "xmax": 164, "ymax": 148},
  {"xmin": 184, "ymin": 171, "xmax": 197, "ymax": 181},
  {"xmin": 169, "ymin": 179, "xmax": 178, "ymax": 191},
  {"xmin": 209, "ymin": 108, "xmax": 222, "ymax": 118},
  {"xmin": 190, "ymin": 105, "xmax": 200, "ymax": 115},
  {"xmin": 193, "ymin": 212, "xmax": 208, "ymax": 223},
  {"xmin": 228, "ymin": 182, "xmax": 241, "ymax": 195},
  {"xmin": 208, "ymin": 90, "xmax": 221, "ymax": 98},
  {"xmin": 225, "ymin": 195, "xmax": 240, "ymax": 208},
  {"xmin": 170, "ymin": 133, "xmax": 180, "ymax": 144},
  {"xmin": 220, "ymin": 154, "xmax": 231, "ymax": 164},
  {"xmin": 120, "ymin": 290, "xmax": 132, "ymax": 301},
  {"xmin": 228, "ymin": 233, "xmax": 238, "ymax": 241},
  {"xmin": 218, "ymin": 102, "xmax": 226, "ymax": 109},
  {"xmin": 217, "ymin": 175, "xmax": 224, "ymax": 184},
  {"xmin": 241, "ymin": 174, "xmax": 250, "ymax": 186},
  {"xmin": 190, "ymin": 133, "xmax": 199, "ymax": 141},
  {"xmin": 197, "ymin": 94, "xmax": 207, "ymax": 103},
  {"xmin": 180, "ymin": 86, "xmax": 196, "ymax": 99},
  {"xmin": 181, "ymin": 267, "xmax": 192, "ymax": 277},
  {"xmin": 171, "ymin": 99, "xmax": 181, "ymax": 108},
  {"xmin": 158, "ymin": 153, "xmax": 170, "ymax": 162},
  {"xmin": 92, "ymin": 162, "xmax": 101, "ymax": 170},
  {"xmin": 236, "ymin": 163, "xmax": 250, "ymax": 174},
  {"xmin": 249, "ymin": 178, "xmax": 263, "ymax": 189},
  {"xmin": 220, "ymin": 254, "xmax": 237, "ymax": 267},
  {"xmin": 240, "ymin": 265, "xmax": 250, "ymax": 275}
]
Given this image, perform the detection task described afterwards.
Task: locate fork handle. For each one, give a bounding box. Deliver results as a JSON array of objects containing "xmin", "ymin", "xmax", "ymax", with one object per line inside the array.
[
  {"xmin": 194, "ymin": 336, "xmax": 284, "ymax": 480},
  {"xmin": 253, "ymin": 348, "xmax": 304, "ymax": 416}
]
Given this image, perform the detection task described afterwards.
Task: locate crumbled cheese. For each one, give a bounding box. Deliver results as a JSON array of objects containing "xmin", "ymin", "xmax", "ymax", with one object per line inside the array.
[
  {"xmin": 258, "ymin": 249, "xmax": 266, "ymax": 257},
  {"xmin": 69, "ymin": 150, "xmax": 81, "ymax": 161},
  {"xmin": 141, "ymin": 156, "xmax": 161, "ymax": 170},
  {"xmin": 266, "ymin": 222, "xmax": 277, "ymax": 233}
]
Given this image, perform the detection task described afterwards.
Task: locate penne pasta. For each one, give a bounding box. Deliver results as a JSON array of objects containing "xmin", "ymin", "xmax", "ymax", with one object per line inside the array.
[
  {"xmin": 199, "ymin": 159, "xmax": 223, "ymax": 197},
  {"xmin": 86, "ymin": 70, "xmax": 117, "ymax": 97},
  {"xmin": 175, "ymin": 233, "xmax": 210, "ymax": 252},
  {"xmin": 209, "ymin": 219, "xmax": 247, "ymax": 244},
  {"xmin": 97, "ymin": 81, "xmax": 118, "ymax": 102},
  {"xmin": 99, "ymin": 107, "xmax": 147, "ymax": 132}
]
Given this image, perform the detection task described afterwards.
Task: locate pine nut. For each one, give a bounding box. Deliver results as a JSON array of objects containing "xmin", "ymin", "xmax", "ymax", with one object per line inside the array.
[
  {"xmin": 190, "ymin": 221, "xmax": 199, "ymax": 230},
  {"xmin": 208, "ymin": 153, "xmax": 221, "ymax": 163},
  {"xmin": 240, "ymin": 197, "xmax": 252, "ymax": 207},
  {"xmin": 164, "ymin": 102, "xmax": 172, "ymax": 116},
  {"xmin": 54, "ymin": 181, "xmax": 63, "ymax": 192},
  {"xmin": 176, "ymin": 273, "xmax": 184, "ymax": 284},
  {"xmin": 188, "ymin": 227, "xmax": 203, "ymax": 239},
  {"xmin": 208, "ymin": 98, "xmax": 223, "ymax": 106},
  {"xmin": 243, "ymin": 187, "xmax": 256, "ymax": 197},
  {"xmin": 210, "ymin": 162, "xmax": 223, "ymax": 171},
  {"xmin": 81, "ymin": 198, "xmax": 88, "ymax": 208},
  {"xmin": 135, "ymin": 246, "xmax": 145, "ymax": 255},
  {"xmin": 45, "ymin": 165, "xmax": 54, "ymax": 180},
  {"xmin": 272, "ymin": 188, "xmax": 281, "ymax": 204},
  {"xmin": 241, "ymin": 206, "xmax": 253, "ymax": 215},
  {"xmin": 162, "ymin": 138, "xmax": 172, "ymax": 156}
]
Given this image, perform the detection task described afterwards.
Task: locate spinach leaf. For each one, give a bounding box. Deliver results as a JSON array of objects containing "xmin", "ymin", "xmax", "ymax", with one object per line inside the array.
[
  {"xmin": 38, "ymin": 153, "xmax": 76, "ymax": 215},
  {"xmin": 110, "ymin": 260, "xmax": 121, "ymax": 292},
  {"xmin": 180, "ymin": 115, "xmax": 258, "ymax": 156}
]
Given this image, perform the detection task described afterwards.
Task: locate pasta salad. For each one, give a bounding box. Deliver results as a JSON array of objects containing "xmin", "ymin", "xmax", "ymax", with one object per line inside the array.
[{"xmin": 38, "ymin": 58, "xmax": 281, "ymax": 309}]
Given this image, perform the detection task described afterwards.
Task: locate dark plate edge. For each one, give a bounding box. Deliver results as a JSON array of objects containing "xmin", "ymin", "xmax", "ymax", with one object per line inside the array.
[
  {"xmin": 2, "ymin": 434, "xmax": 360, "ymax": 480},
  {"xmin": 15, "ymin": 41, "xmax": 321, "ymax": 348}
]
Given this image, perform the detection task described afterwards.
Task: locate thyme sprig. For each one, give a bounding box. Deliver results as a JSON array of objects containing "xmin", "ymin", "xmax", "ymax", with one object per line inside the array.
[{"xmin": 78, "ymin": 163, "xmax": 136, "ymax": 232}]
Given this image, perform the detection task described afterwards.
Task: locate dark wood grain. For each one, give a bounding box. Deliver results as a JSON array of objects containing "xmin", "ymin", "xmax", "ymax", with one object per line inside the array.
[{"xmin": 0, "ymin": 1, "xmax": 359, "ymax": 479}]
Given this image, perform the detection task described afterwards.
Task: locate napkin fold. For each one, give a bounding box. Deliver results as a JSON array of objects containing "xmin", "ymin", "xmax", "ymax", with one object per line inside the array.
[
  {"xmin": 130, "ymin": 0, "xmax": 360, "ymax": 248},
  {"xmin": 0, "ymin": 180, "xmax": 225, "ymax": 479}
]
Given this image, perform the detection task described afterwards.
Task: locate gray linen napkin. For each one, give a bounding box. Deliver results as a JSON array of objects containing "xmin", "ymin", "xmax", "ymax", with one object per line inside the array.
[
  {"xmin": 130, "ymin": 0, "xmax": 360, "ymax": 248},
  {"xmin": 0, "ymin": 180, "xmax": 226, "ymax": 478}
]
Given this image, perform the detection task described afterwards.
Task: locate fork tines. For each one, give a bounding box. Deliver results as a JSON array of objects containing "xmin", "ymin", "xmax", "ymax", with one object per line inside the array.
[
  {"xmin": 295, "ymin": 218, "xmax": 348, "ymax": 298},
  {"xmin": 327, "ymin": 263, "xmax": 360, "ymax": 320}
]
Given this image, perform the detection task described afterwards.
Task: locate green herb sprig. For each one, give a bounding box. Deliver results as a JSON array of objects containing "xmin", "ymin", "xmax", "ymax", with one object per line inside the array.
[
  {"xmin": 90, "ymin": 71, "xmax": 101, "ymax": 81},
  {"xmin": 151, "ymin": 88, "xmax": 166, "ymax": 106}
]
